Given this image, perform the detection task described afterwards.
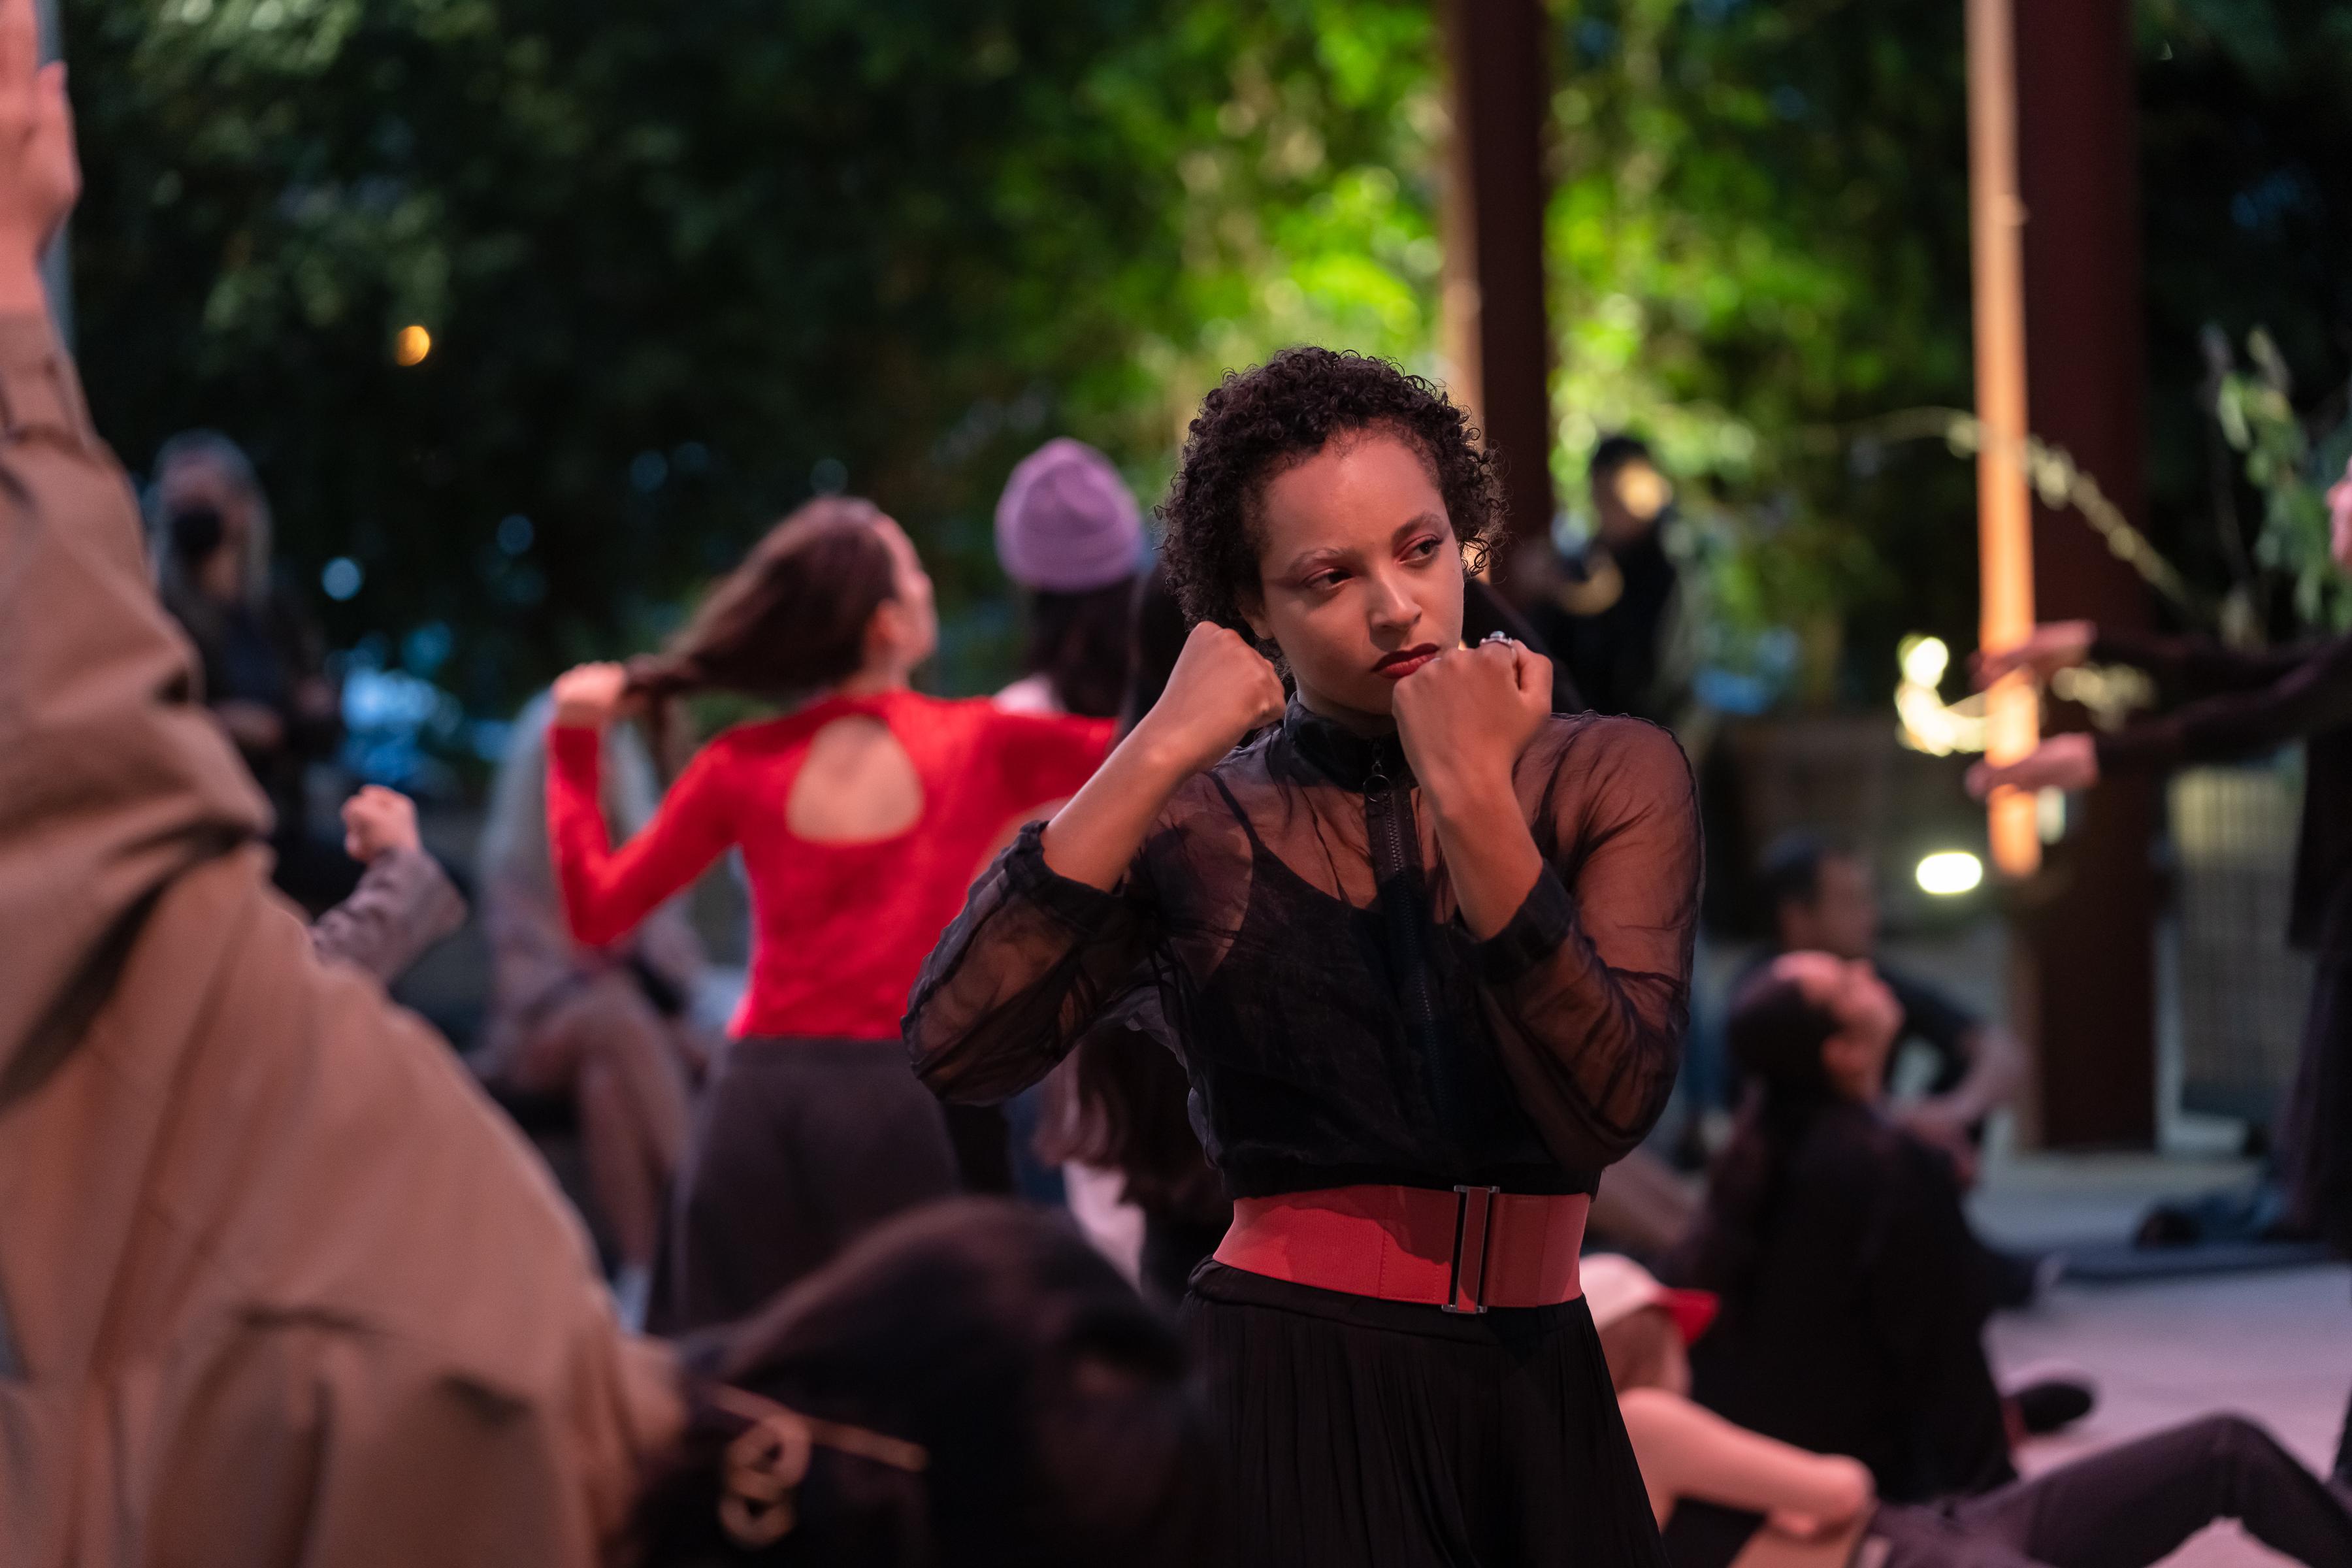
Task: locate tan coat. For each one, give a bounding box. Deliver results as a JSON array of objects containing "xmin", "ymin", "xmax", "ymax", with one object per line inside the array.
[{"xmin": 0, "ymin": 313, "xmax": 683, "ymax": 1565}]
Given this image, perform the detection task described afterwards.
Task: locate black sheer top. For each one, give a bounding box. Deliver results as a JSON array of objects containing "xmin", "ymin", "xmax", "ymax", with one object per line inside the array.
[{"xmin": 904, "ymin": 700, "xmax": 1701, "ymax": 1199}]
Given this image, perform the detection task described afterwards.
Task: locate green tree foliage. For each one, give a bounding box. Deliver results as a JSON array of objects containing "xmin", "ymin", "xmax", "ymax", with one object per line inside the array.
[
  {"xmin": 65, "ymin": 0, "xmax": 1444, "ymax": 720},
  {"xmin": 59, "ymin": 0, "xmax": 2352, "ymax": 742}
]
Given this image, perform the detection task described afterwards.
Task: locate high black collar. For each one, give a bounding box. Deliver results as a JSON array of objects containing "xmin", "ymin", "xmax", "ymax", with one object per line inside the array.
[{"xmin": 1279, "ymin": 698, "xmax": 1413, "ymax": 792}]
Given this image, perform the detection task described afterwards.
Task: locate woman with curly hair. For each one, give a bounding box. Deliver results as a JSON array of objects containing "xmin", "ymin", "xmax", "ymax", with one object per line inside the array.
[{"xmin": 907, "ymin": 346, "xmax": 1702, "ymax": 1565}]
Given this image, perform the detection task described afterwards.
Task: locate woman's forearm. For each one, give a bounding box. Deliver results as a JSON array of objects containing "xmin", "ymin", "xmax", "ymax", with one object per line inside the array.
[
  {"xmin": 1040, "ymin": 726, "xmax": 1196, "ymax": 890},
  {"xmin": 1424, "ymin": 774, "xmax": 1544, "ymax": 941}
]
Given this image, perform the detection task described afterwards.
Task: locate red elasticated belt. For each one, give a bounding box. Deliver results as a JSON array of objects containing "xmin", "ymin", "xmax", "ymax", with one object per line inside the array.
[{"xmin": 1213, "ymin": 1183, "xmax": 1588, "ymax": 1313}]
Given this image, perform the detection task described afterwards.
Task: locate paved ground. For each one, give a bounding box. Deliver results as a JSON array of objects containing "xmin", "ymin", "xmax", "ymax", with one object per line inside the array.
[{"xmin": 1974, "ymin": 1156, "xmax": 2348, "ymax": 1567}]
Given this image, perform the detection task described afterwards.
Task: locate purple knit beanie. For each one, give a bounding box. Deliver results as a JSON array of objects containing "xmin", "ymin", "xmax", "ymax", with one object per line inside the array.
[{"xmin": 994, "ymin": 438, "xmax": 1144, "ymax": 593}]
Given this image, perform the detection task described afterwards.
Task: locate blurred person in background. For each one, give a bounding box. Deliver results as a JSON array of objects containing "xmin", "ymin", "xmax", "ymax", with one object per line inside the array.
[
  {"xmin": 1590, "ymin": 1254, "xmax": 2352, "ymax": 1568},
  {"xmin": 1751, "ymin": 832, "xmax": 2025, "ymax": 1184},
  {"xmin": 1972, "ymin": 458, "xmax": 2352, "ymax": 1484},
  {"xmin": 0, "ymin": 43, "xmax": 682, "ymax": 1554},
  {"xmin": 636, "ymin": 1200, "xmax": 1226, "ymax": 1568},
  {"xmin": 477, "ymin": 689, "xmax": 715, "ymax": 1323},
  {"xmin": 1667, "ymin": 953, "xmax": 2017, "ymax": 1505},
  {"xmin": 1527, "ymin": 433, "xmax": 1693, "ymax": 727},
  {"xmin": 994, "ymin": 436, "xmax": 1143, "ymax": 721},
  {"xmin": 148, "ymin": 427, "xmax": 346, "ymax": 909},
  {"xmin": 978, "ymin": 436, "xmax": 1148, "ymax": 1201},
  {"xmin": 549, "ymin": 497, "xmax": 1112, "ymax": 1335}
]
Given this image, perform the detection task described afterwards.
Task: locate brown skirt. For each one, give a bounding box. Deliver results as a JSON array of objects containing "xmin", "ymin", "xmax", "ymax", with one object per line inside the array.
[{"xmin": 647, "ymin": 1036, "xmax": 960, "ymax": 1335}]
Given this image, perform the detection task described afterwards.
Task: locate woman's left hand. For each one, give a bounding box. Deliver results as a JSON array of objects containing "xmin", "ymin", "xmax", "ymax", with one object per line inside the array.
[
  {"xmin": 1965, "ymin": 732, "xmax": 2098, "ymax": 798},
  {"xmin": 1392, "ymin": 637, "xmax": 1552, "ymax": 811}
]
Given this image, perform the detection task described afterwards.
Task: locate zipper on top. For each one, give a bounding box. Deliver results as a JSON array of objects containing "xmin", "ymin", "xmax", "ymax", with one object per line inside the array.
[{"xmin": 1364, "ymin": 752, "xmax": 1459, "ymax": 1140}]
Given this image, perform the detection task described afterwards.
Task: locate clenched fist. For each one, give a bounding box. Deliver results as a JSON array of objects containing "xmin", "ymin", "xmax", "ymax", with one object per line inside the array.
[
  {"xmin": 341, "ymin": 785, "xmax": 421, "ymax": 864},
  {"xmin": 1131, "ymin": 623, "xmax": 1287, "ymax": 777},
  {"xmin": 1392, "ymin": 637, "xmax": 1551, "ymax": 809},
  {"xmin": 551, "ymin": 662, "xmax": 631, "ymax": 729}
]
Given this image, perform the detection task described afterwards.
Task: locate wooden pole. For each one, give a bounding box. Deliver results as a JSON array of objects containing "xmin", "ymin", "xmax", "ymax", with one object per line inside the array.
[
  {"xmin": 1965, "ymin": 0, "xmax": 2040, "ymax": 878},
  {"xmin": 1440, "ymin": 0, "xmax": 1556, "ymax": 566},
  {"xmin": 2014, "ymin": 0, "xmax": 2159, "ymax": 1147}
]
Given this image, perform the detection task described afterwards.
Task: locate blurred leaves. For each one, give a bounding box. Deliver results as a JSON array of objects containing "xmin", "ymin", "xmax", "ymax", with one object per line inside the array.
[{"xmin": 59, "ymin": 0, "xmax": 2352, "ymax": 728}]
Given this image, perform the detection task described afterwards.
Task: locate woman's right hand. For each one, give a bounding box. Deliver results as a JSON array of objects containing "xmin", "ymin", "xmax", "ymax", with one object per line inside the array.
[
  {"xmin": 1972, "ymin": 619, "xmax": 2094, "ymax": 689},
  {"xmin": 551, "ymin": 662, "xmax": 630, "ymax": 729},
  {"xmin": 1130, "ymin": 623, "xmax": 1286, "ymax": 777}
]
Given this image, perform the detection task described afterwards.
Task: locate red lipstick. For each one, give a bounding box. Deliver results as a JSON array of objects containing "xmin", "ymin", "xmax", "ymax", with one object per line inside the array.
[{"xmin": 1373, "ymin": 644, "xmax": 1441, "ymax": 680}]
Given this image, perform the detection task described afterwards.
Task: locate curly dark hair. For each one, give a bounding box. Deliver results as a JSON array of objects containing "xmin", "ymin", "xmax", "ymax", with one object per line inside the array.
[{"xmin": 1158, "ymin": 346, "xmax": 1507, "ymax": 638}]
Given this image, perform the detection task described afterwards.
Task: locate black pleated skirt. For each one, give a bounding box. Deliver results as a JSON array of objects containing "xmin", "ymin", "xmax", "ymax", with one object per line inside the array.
[
  {"xmin": 647, "ymin": 1036, "xmax": 960, "ymax": 1335},
  {"xmin": 1183, "ymin": 1261, "xmax": 1670, "ymax": 1568}
]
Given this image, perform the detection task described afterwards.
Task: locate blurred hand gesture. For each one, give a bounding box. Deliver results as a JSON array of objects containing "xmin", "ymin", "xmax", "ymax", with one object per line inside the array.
[
  {"xmin": 552, "ymin": 662, "xmax": 631, "ymax": 729},
  {"xmin": 1965, "ymin": 732, "xmax": 2098, "ymax": 800},
  {"xmin": 342, "ymin": 785, "xmax": 421, "ymax": 863},
  {"xmin": 0, "ymin": 0, "xmax": 75, "ymax": 288},
  {"xmin": 1971, "ymin": 620, "xmax": 2094, "ymax": 691}
]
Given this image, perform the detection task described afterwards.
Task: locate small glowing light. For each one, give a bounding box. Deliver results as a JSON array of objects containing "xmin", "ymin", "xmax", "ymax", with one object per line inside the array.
[
  {"xmin": 1899, "ymin": 634, "xmax": 1950, "ymax": 689},
  {"xmin": 321, "ymin": 557, "xmax": 364, "ymax": 600},
  {"xmin": 394, "ymin": 325, "xmax": 433, "ymax": 366},
  {"xmin": 1916, "ymin": 851, "xmax": 1985, "ymax": 897},
  {"xmin": 1611, "ymin": 459, "xmax": 1674, "ymax": 521}
]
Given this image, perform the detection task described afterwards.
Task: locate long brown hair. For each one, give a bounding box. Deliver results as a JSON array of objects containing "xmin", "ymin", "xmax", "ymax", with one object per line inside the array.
[{"xmin": 625, "ymin": 496, "xmax": 900, "ymax": 761}]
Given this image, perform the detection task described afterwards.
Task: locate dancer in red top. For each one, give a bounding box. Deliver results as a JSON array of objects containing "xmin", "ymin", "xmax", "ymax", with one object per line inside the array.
[{"xmin": 549, "ymin": 496, "xmax": 1110, "ymax": 1331}]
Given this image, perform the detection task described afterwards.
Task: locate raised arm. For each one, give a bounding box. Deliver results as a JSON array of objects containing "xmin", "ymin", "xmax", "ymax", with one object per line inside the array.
[
  {"xmin": 906, "ymin": 624, "xmax": 1283, "ymax": 1102},
  {"xmin": 2098, "ymin": 632, "xmax": 2352, "ymax": 770},
  {"xmin": 544, "ymin": 664, "xmax": 734, "ymax": 948},
  {"xmin": 1476, "ymin": 715, "xmax": 1701, "ymax": 1170}
]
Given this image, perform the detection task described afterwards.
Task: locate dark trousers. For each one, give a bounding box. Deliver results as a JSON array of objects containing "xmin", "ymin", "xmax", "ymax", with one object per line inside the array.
[
  {"xmin": 1877, "ymin": 1414, "xmax": 2352, "ymax": 1568},
  {"xmin": 647, "ymin": 1037, "xmax": 959, "ymax": 1335},
  {"xmin": 2279, "ymin": 920, "xmax": 2352, "ymax": 1477}
]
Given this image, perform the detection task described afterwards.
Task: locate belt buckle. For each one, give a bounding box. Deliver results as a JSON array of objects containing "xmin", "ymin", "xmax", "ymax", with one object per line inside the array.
[{"xmin": 1443, "ymin": 1185, "xmax": 1500, "ymax": 1314}]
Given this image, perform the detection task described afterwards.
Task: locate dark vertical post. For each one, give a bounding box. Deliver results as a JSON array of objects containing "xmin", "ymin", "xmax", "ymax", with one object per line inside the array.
[
  {"xmin": 1441, "ymin": 0, "xmax": 1555, "ymax": 564},
  {"xmin": 2014, "ymin": 0, "xmax": 2159, "ymax": 1147}
]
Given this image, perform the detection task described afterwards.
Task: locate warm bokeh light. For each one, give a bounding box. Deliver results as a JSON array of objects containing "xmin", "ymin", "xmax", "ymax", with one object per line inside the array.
[
  {"xmin": 1899, "ymin": 634, "xmax": 1951, "ymax": 689},
  {"xmin": 395, "ymin": 325, "xmax": 433, "ymax": 366},
  {"xmin": 1916, "ymin": 850, "xmax": 1986, "ymax": 897}
]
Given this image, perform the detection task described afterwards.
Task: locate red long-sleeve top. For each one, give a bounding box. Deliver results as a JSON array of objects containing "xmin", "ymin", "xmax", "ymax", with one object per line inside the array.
[{"xmin": 547, "ymin": 689, "xmax": 1111, "ymax": 1041}]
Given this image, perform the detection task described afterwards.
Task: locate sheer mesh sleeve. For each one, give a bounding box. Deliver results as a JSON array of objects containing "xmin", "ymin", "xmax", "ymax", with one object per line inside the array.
[
  {"xmin": 1475, "ymin": 717, "xmax": 1701, "ymax": 1170},
  {"xmin": 904, "ymin": 820, "xmax": 1160, "ymax": 1105},
  {"xmin": 2097, "ymin": 632, "xmax": 2352, "ymax": 771}
]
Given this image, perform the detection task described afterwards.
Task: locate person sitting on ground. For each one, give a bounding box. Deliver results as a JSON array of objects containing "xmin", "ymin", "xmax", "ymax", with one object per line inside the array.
[
  {"xmin": 308, "ymin": 781, "xmax": 467, "ymax": 983},
  {"xmin": 1752, "ymin": 831, "xmax": 2024, "ymax": 1175},
  {"xmin": 476, "ymin": 689, "xmax": 714, "ymax": 1320},
  {"xmin": 1665, "ymin": 953, "xmax": 2016, "ymax": 1504},
  {"xmin": 1588, "ymin": 1252, "xmax": 2352, "ymax": 1568},
  {"xmin": 0, "ymin": 48, "xmax": 1217, "ymax": 1561}
]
